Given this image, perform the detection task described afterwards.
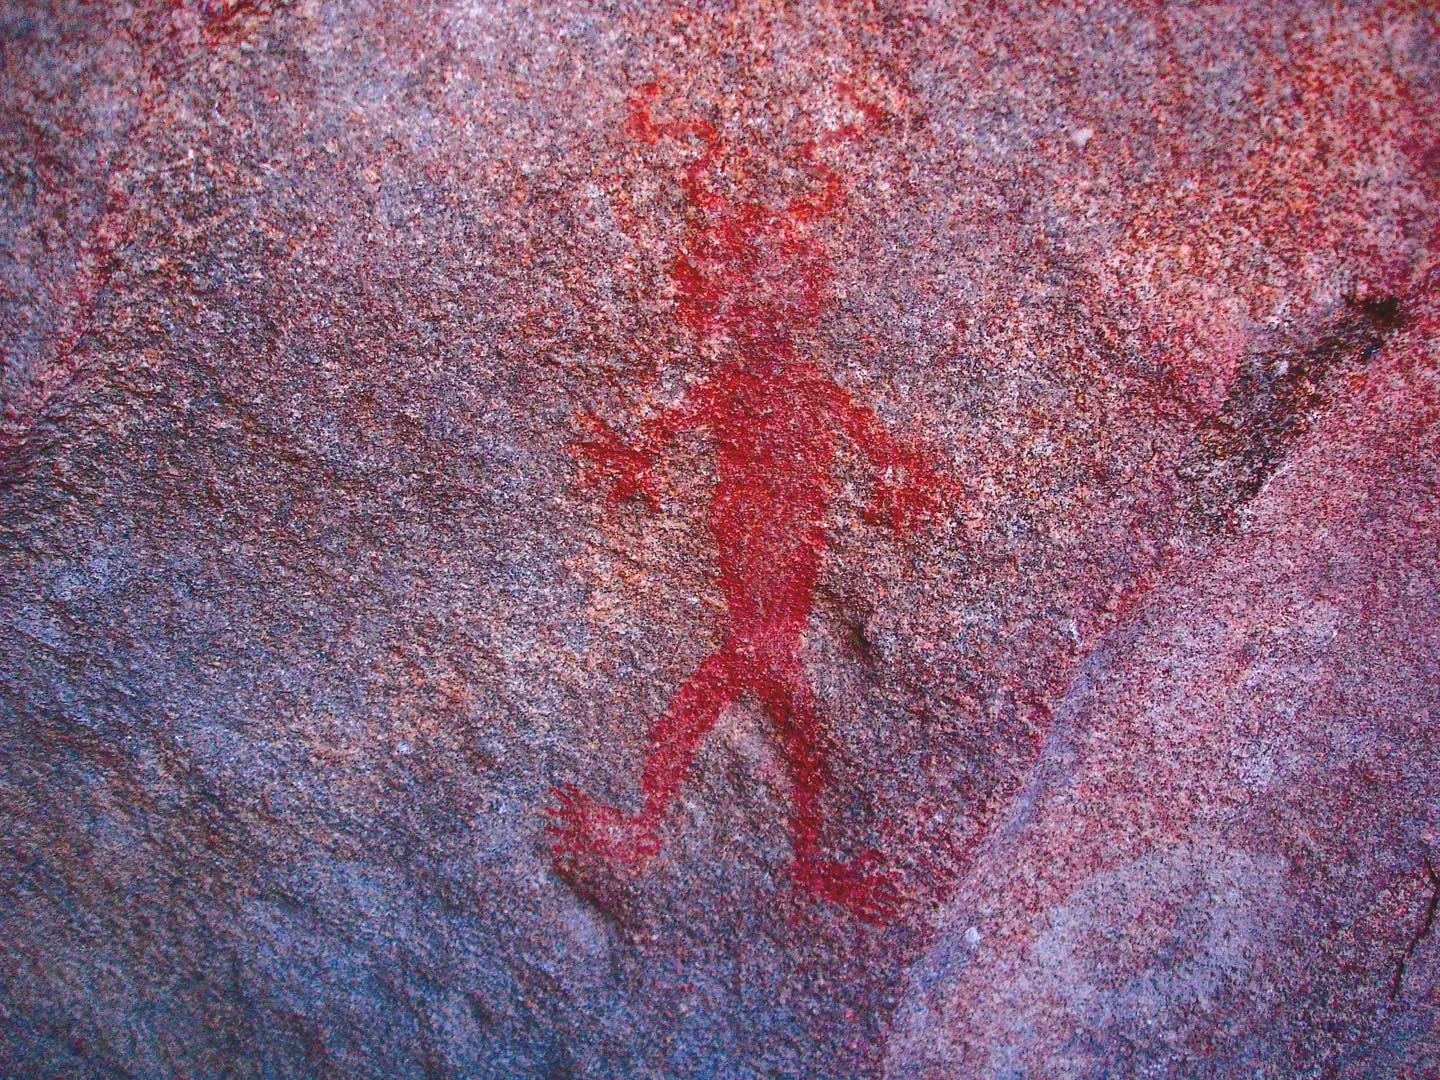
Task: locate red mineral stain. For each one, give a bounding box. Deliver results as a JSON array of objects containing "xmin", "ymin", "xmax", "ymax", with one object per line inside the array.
[
  {"xmin": 0, "ymin": 0, "xmax": 277, "ymax": 471},
  {"xmin": 548, "ymin": 86, "xmax": 957, "ymax": 923}
]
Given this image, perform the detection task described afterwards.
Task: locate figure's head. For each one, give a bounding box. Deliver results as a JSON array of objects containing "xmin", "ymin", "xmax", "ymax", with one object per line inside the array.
[
  {"xmin": 624, "ymin": 82, "xmax": 877, "ymax": 354},
  {"xmin": 671, "ymin": 199, "xmax": 834, "ymax": 350}
]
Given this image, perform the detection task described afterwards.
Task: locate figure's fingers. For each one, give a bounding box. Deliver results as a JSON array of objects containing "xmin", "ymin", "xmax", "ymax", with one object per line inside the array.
[
  {"xmin": 854, "ymin": 877, "xmax": 904, "ymax": 923},
  {"xmin": 858, "ymin": 892, "xmax": 901, "ymax": 924},
  {"xmin": 547, "ymin": 785, "xmax": 590, "ymax": 822},
  {"xmin": 544, "ymin": 789, "xmax": 592, "ymax": 852},
  {"xmin": 544, "ymin": 822, "xmax": 576, "ymax": 844},
  {"xmin": 545, "ymin": 822, "xmax": 580, "ymax": 851},
  {"xmin": 545, "ymin": 799, "xmax": 577, "ymax": 826},
  {"xmin": 839, "ymin": 851, "xmax": 906, "ymax": 922},
  {"xmin": 545, "ymin": 816, "xmax": 576, "ymax": 839}
]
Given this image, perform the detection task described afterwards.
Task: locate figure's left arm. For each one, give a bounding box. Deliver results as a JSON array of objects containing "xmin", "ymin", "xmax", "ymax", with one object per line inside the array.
[{"xmin": 829, "ymin": 383, "xmax": 960, "ymax": 534}]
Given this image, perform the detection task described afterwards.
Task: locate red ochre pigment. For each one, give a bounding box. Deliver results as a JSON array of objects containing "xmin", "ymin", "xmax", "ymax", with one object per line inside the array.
[{"xmin": 548, "ymin": 86, "xmax": 956, "ymax": 923}]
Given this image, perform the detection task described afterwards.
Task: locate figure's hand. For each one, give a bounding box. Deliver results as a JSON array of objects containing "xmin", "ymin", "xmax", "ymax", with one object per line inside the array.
[
  {"xmin": 864, "ymin": 448, "xmax": 958, "ymax": 534},
  {"xmin": 569, "ymin": 411, "xmax": 659, "ymax": 509}
]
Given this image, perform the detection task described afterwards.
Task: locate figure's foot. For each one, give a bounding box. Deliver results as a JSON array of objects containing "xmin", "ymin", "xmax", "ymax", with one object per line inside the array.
[
  {"xmin": 545, "ymin": 785, "xmax": 660, "ymax": 871},
  {"xmin": 793, "ymin": 850, "xmax": 904, "ymax": 924}
]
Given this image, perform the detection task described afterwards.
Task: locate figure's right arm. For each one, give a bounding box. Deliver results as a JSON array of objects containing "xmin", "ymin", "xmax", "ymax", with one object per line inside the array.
[
  {"xmin": 569, "ymin": 410, "xmax": 662, "ymax": 508},
  {"xmin": 569, "ymin": 379, "xmax": 719, "ymax": 509},
  {"xmin": 828, "ymin": 381, "xmax": 959, "ymax": 534}
]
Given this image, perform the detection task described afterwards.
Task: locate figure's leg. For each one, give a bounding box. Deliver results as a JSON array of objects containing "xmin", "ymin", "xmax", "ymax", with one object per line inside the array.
[
  {"xmin": 755, "ymin": 663, "xmax": 829, "ymax": 867},
  {"xmin": 760, "ymin": 662, "xmax": 902, "ymax": 923},
  {"xmin": 637, "ymin": 647, "xmax": 739, "ymax": 828},
  {"xmin": 548, "ymin": 647, "xmax": 738, "ymax": 871}
]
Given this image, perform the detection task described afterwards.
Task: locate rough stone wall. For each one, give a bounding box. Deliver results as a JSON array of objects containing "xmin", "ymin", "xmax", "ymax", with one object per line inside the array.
[{"xmin": 1, "ymin": 2, "xmax": 1436, "ymax": 1078}]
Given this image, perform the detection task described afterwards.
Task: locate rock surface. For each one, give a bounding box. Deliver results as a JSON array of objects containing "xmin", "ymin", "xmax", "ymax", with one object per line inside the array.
[
  {"xmin": 0, "ymin": 2, "xmax": 1436, "ymax": 1078},
  {"xmin": 887, "ymin": 309, "xmax": 1440, "ymax": 1079}
]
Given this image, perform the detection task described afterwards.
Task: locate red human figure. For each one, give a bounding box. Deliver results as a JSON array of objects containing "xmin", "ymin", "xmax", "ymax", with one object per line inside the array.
[{"xmin": 549, "ymin": 87, "xmax": 956, "ymax": 923}]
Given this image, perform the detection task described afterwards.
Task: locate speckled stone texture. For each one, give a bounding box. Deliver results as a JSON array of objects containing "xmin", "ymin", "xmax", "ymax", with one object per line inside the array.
[
  {"xmin": 887, "ymin": 313, "xmax": 1440, "ymax": 1079},
  {"xmin": 0, "ymin": 2, "xmax": 1436, "ymax": 1078}
]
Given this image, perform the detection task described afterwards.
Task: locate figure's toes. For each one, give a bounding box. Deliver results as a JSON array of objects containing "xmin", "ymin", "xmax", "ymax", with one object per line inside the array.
[
  {"xmin": 542, "ymin": 786, "xmax": 658, "ymax": 869},
  {"xmin": 850, "ymin": 874, "xmax": 903, "ymax": 924},
  {"xmin": 795, "ymin": 853, "xmax": 905, "ymax": 924},
  {"xmin": 547, "ymin": 783, "xmax": 583, "ymax": 815},
  {"xmin": 544, "ymin": 816, "xmax": 581, "ymax": 847},
  {"xmin": 836, "ymin": 871, "xmax": 901, "ymax": 924},
  {"xmin": 544, "ymin": 785, "xmax": 598, "ymax": 852}
]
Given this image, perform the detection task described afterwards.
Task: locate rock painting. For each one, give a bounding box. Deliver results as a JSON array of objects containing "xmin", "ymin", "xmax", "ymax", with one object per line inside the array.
[{"xmin": 547, "ymin": 84, "xmax": 956, "ymax": 922}]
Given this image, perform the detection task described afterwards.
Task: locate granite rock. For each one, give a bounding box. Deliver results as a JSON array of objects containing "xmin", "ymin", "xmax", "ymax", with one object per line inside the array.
[
  {"xmin": 0, "ymin": 2, "xmax": 1437, "ymax": 1077},
  {"xmin": 887, "ymin": 308, "xmax": 1440, "ymax": 1079}
]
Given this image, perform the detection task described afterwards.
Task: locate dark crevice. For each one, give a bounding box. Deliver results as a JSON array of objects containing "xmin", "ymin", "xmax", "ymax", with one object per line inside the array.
[
  {"xmin": 1390, "ymin": 856, "xmax": 1440, "ymax": 1001},
  {"xmin": 1177, "ymin": 295, "xmax": 1406, "ymax": 532},
  {"xmin": 845, "ymin": 616, "xmax": 882, "ymax": 673}
]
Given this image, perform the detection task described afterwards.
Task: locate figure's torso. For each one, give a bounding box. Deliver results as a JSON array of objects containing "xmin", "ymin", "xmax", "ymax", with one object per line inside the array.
[
  {"xmin": 708, "ymin": 359, "xmax": 841, "ymax": 511},
  {"xmin": 704, "ymin": 359, "xmax": 844, "ymax": 634}
]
